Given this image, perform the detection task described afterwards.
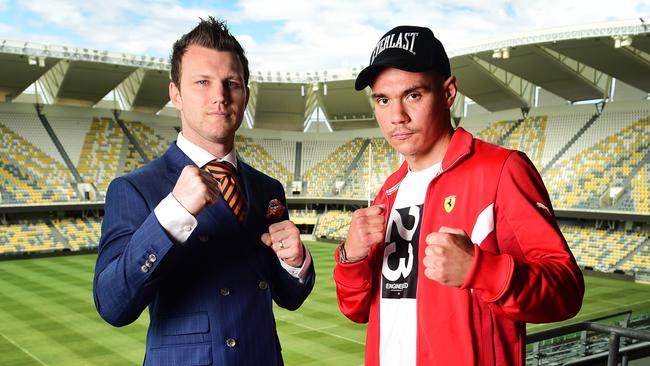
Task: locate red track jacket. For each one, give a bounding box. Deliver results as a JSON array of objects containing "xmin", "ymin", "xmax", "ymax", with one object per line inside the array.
[{"xmin": 334, "ymin": 128, "xmax": 584, "ymax": 365}]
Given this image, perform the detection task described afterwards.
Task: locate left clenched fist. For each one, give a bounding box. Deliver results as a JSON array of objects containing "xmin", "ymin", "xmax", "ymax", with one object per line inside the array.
[
  {"xmin": 423, "ymin": 226, "xmax": 475, "ymax": 287},
  {"xmin": 261, "ymin": 220, "xmax": 305, "ymax": 267}
]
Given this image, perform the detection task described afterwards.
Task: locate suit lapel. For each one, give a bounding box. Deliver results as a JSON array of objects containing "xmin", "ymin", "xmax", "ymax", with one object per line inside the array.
[
  {"xmin": 237, "ymin": 160, "xmax": 261, "ymax": 229},
  {"xmin": 161, "ymin": 144, "xmax": 270, "ymax": 239},
  {"xmin": 163, "ymin": 142, "xmax": 196, "ymax": 183}
]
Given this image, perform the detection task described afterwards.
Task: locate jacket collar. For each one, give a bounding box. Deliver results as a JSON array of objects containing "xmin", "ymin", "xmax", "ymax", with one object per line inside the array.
[{"xmin": 380, "ymin": 127, "xmax": 474, "ymax": 196}]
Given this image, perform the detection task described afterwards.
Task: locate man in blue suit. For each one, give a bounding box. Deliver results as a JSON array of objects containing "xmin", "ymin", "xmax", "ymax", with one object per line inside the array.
[{"xmin": 93, "ymin": 17, "xmax": 315, "ymax": 365}]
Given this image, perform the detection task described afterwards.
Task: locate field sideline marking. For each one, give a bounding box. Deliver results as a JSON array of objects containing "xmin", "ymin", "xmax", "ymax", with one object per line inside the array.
[
  {"xmin": 0, "ymin": 332, "xmax": 48, "ymax": 366},
  {"xmin": 277, "ymin": 317, "xmax": 365, "ymax": 345}
]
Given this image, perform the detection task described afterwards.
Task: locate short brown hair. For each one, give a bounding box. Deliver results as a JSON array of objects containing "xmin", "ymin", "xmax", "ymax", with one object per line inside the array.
[{"xmin": 170, "ymin": 16, "xmax": 249, "ymax": 88}]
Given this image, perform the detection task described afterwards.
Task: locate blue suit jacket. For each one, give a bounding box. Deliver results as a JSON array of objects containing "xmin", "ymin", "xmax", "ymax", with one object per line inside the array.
[{"xmin": 93, "ymin": 142, "xmax": 315, "ymax": 366}]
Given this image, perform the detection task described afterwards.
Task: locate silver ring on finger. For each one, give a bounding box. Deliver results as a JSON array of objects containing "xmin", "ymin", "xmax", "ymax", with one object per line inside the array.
[{"xmin": 279, "ymin": 241, "xmax": 285, "ymax": 249}]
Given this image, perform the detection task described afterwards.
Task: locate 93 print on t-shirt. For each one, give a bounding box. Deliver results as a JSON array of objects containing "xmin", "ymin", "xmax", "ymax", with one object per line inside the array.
[{"xmin": 382, "ymin": 204, "xmax": 423, "ymax": 299}]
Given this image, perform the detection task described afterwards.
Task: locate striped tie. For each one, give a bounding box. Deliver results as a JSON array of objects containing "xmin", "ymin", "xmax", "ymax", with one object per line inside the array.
[{"xmin": 205, "ymin": 160, "xmax": 246, "ymax": 223}]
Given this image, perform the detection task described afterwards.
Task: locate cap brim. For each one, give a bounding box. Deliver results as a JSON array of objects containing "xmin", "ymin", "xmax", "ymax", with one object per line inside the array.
[
  {"xmin": 354, "ymin": 64, "xmax": 386, "ymax": 91},
  {"xmin": 354, "ymin": 58, "xmax": 431, "ymax": 91}
]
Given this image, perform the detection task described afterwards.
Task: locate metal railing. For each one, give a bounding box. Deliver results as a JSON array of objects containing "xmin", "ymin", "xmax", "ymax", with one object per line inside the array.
[{"xmin": 527, "ymin": 316, "xmax": 650, "ymax": 366}]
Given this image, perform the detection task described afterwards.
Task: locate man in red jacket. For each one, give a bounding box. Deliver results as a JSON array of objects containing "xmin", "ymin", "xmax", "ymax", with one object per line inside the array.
[{"xmin": 333, "ymin": 25, "xmax": 584, "ymax": 366}]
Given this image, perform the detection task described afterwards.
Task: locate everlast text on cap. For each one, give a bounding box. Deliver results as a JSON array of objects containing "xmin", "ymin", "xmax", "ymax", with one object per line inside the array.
[{"xmin": 355, "ymin": 25, "xmax": 451, "ymax": 91}]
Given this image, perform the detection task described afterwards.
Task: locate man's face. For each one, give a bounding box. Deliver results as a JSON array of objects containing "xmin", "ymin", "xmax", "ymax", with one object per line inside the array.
[
  {"xmin": 371, "ymin": 68, "xmax": 456, "ymax": 170},
  {"xmin": 169, "ymin": 45, "xmax": 248, "ymax": 154}
]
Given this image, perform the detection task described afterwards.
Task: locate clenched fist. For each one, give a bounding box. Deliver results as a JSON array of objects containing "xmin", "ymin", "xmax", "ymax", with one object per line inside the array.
[
  {"xmin": 343, "ymin": 205, "xmax": 385, "ymax": 262},
  {"xmin": 172, "ymin": 165, "xmax": 220, "ymax": 216},
  {"xmin": 423, "ymin": 226, "xmax": 475, "ymax": 287},
  {"xmin": 261, "ymin": 220, "xmax": 305, "ymax": 267}
]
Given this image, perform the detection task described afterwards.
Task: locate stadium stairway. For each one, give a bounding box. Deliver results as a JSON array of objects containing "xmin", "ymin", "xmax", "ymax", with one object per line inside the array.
[
  {"xmin": 496, "ymin": 118, "xmax": 524, "ymax": 147},
  {"xmin": 614, "ymin": 147, "xmax": 650, "ymax": 212},
  {"xmin": 339, "ymin": 139, "xmax": 371, "ymax": 195},
  {"xmin": 541, "ymin": 112, "xmax": 600, "ymax": 175},
  {"xmin": 615, "ymin": 236, "xmax": 650, "ymax": 270},
  {"xmin": 113, "ymin": 111, "xmax": 149, "ymax": 164},
  {"xmin": 36, "ymin": 105, "xmax": 83, "ymax": 183},
  {"xmin": 294, "ymin": 141, "xmax": 302, "ymax": 181},
  {"xmin": 583, "ymin": 137, "xmax": 650, "ymax": 210},
  {"xmin": 46, "ymin": 221, "xmax": 73, "ymax": 251},
  {"xmin": 116, "ymin": 134, "xmax": 131, "ymax": 178}
]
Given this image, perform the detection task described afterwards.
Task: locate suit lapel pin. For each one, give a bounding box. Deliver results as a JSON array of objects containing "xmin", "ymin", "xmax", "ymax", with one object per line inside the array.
[
  {"xmin": 266, "ymin": 198, "xmax": 285, "ymax": 220},
  {"xmin": 266, "ymin": 198, "xmax": 284, "ymax": 220}
]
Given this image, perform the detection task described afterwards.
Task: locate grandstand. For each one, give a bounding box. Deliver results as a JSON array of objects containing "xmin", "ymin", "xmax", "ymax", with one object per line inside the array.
[
  {"xmin": 2, "ymin": 100, "xmax": 648, "ymax": 278},
  {"xmin": 0, "ymin": 17, "xmax": 649, "ymax": 366}
]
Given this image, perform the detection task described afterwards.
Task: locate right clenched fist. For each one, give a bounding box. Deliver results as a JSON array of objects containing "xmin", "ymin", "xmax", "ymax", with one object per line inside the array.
[
  {"xmin": 343, "ymin": 205, "xmax": 385, "ymax": 262},
  {"xmin": 172, "ymin": 166, "xmax": 220, "ymax": 216}
]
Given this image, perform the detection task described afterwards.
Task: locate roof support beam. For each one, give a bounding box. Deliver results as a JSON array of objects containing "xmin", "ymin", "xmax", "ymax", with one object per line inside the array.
[
  {"xmin": 303, "ymin": 82, "xmax": 333, "ymax": 132},
  {"xmin": 536, "ymin": 46, "xmax": 608, "ymax": 98},
  {"xmin": 470, "ymin": 55, "xmax": 534, "ymax": 107},
  {"xmin": 303, "ymin": 83, "xmax": 318, "ymax": 127},
  {"xmin": 113, "ymin": 68, "xmax": 145, "ymax": 110},
  {"xmin": 38, "ymin": 59, "xmax": 69, "ymax": 103},
  {"xmin": 621, "ymin": 46, "xmax": 650, "ymax": 68},
  {"xmin": 246, "ymin": 82, "xmax": 259, "ymax": 128}
]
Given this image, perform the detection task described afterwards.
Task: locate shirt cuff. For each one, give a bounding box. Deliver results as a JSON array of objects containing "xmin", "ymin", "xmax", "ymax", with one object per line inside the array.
[
  {"xmin": 279, "ymin": 246, "xmax": 312, "ymax": 283},
  {"xmin": 153, "ymin": 193, "xmax": 198, "ymax": 244}
]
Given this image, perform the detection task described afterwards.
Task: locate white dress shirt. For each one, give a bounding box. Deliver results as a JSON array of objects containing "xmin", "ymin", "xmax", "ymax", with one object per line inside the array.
[{"xmin": 154, "ymin": 132, "xmax": 311, "ymax": 281}]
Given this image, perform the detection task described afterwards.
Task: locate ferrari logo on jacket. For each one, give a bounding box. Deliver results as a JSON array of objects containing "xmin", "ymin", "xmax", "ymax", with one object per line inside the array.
[{"xmin": 444, "ymin": 195, "xmax": 456, "ymax": 213}]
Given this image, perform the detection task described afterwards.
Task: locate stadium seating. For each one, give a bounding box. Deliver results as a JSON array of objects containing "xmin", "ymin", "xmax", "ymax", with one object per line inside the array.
[
  {"xmin": 312, "ymin": 210, "xmax": 352, "ymax": 241},
  {"xmin": 302, "ymin": 139, "xmax": 364, "ymax": 197},
  {"xmin": 0, "ymin": 221, "xmax": 65, "ymax": 254},
  {"xmin": 621, "ymin": 241, "xmax": 650, "ymax": 273},
  {"xmin": 1, "ymin": 102, "xmax": 650, "ymax": 277},
  {"xmin": 560, "ymin": 224, "xmax": 649, "ymax": 272},
  {"xmin": 613, "ymin": 162, "xmax": 650, "ymax": 213},
  {"xmin": 235, "ymin": 135, "xmax": 293, "ymax": 187},
  {"xmin": 0, "ymin": 121, "xmax": 77, "ymax": 203},
  {"xmin": 539, "ymin": 113, "xmax": 593, "ymax": 167},
  {"xmin": 123, "ymin": 120, "xmax": 173, "ymax": 161},
  {"xmin": 0, "ymin": 217, "xmax": 103, "ymax": 255},
  {"xmin": 475, "ymin": 119, "xmax": 517, "ymax": 144},
  {"xmin": 543, "ymin": 116, "xmax": 650, "ymax": 209},
  {"xmin": 288, "ymin": 209, "xmax": 318, "ymax": 225},
  {"xmin": 629, "ymin": 165, "xmax": 650, "ymax": 212},
  {"xmin": 341, "ymin": 138, "xmax": 401, "ymax": 198},
  {"xmin": 499, "ymin": 116, "xmax": 547, "ymax": 169},
  {"xmin": 254, "ymin": 138, "xmax": 296, "ymax": 178},
  {"xmin": 51, "ymin": 217, "xmax": 102, "ymax": 251},
  {"xmin": 77, "ymin": 118, "xmax": 132, "ymax": 197},
  {"xmin": 300, "ymin": 140, "xmax": 345, "ymax": 174}
]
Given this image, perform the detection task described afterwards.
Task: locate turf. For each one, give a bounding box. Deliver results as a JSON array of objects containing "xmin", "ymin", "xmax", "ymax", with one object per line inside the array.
[{"xmin": 0, "ymin": 241, "xmax": 648, "ymax": 365}]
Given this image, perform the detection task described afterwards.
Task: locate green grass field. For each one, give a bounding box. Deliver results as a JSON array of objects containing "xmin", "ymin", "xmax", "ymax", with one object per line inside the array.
[{"xmin": 0, "ymin": 241, "xmax": 648, "ymax": 366}]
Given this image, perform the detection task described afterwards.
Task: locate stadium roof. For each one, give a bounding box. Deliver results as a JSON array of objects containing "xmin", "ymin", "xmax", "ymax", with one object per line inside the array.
[{"xmin": 0, "ymin": 18, "xmax": 649, "ymax": 131}]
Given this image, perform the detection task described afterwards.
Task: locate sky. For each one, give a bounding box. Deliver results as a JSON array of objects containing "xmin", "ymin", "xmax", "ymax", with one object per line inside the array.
[{"xmin": 0, "ymin": 0, "xmax": 648, "ymax": 73}]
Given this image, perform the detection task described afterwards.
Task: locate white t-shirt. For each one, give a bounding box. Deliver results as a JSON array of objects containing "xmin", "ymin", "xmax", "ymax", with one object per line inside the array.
[{"xmin": 380, "ymin": 162, "xmax": 441, "ymax": 366}]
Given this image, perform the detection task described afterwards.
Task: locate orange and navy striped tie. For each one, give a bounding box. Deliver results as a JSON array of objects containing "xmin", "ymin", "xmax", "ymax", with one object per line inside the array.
[{"xmin": 205, "ymin": 160, "xmax": 246, "ymax": 223}]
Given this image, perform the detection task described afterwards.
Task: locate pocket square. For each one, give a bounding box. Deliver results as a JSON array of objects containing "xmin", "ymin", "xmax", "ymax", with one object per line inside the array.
[{"xmin": 266, "ymin": 198, "xmax": 285, "ymax": 220}]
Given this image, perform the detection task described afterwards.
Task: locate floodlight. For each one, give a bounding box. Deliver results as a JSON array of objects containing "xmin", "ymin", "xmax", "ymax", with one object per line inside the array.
[
  {"xmin": 27, "ymin": 56, "xmax": 37, "ymax": 65},
  {"xmin": 492, "ymin": 47, "xmax": 510, "ymax": 59},
  {"xmin": 620, "ymin": 36, "xmax": 632, "ymax": 47},
  {"xmin": 613, "ymin": 35, "xmax": 633, "ymax": 48}
]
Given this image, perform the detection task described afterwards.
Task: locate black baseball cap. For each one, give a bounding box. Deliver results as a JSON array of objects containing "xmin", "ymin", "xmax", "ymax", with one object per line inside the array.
[{"xmin": 355, "ymin": 25, "xmax": 451, "ymax": 91}]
